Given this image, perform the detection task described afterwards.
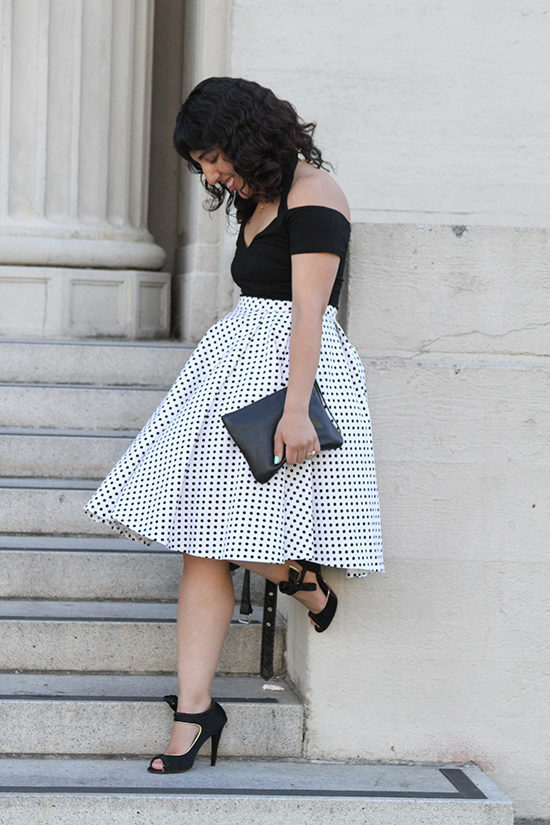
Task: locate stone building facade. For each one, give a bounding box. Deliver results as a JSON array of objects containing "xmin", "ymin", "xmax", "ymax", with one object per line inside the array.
[{"xmin": 1, "ymin": 1, "xmax": 548, "ymax": 818}]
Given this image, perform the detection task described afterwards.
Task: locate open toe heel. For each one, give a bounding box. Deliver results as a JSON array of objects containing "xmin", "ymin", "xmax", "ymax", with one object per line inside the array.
[
  {"xmin": 147, "ymin": 699, "xmax": 227, "ymax": 774},
  {"xmin": 279, "ymin": 560, "xmax": 338, "ymax": 633}
]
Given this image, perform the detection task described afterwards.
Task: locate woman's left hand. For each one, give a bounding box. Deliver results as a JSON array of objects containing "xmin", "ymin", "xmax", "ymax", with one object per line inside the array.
[{"xmin": 273, "ymin": 410, "xmax": 320, "ymax": 465}]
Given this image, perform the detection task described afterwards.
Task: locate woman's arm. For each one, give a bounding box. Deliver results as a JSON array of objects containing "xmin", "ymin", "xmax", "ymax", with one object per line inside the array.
[
  {"xmin": 273, "ymin": 169, "xmax": 350, "ymax": 466},
  {"xmin": 272, "ymin": 253, "xmax": 340, "ymax": 465}
]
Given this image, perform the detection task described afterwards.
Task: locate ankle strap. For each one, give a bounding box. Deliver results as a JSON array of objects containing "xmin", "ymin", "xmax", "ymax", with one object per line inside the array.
[
  {"xmin": 278, "ymin": 562, "xmax": 317, "ymax": 596},
  {"xmin": 173, "ymin": 701, "xmax": 214, "ymax": 723}
]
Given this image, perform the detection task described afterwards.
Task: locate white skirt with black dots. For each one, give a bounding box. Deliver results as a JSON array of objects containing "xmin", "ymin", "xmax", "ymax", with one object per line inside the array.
[{"xmin": 84, "ymin": 296, "xmax": 384, "ymax": 577}]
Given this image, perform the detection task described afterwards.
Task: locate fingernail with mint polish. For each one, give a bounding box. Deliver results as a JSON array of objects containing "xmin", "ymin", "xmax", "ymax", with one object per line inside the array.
[{"xmin": 273, "ymin": 456, "xmax": 280, "ymax": 465}]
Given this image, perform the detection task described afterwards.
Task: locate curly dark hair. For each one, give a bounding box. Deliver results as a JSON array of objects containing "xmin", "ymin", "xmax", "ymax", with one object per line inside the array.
[{"xmin": 173, "ymin": 77, "xmax": 330, "ymax": 223}]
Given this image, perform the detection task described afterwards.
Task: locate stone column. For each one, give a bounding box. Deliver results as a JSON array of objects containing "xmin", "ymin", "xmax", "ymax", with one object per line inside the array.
[{"xmin": 0, "ymin": 0, "xmax": 170, "ymax": 338}]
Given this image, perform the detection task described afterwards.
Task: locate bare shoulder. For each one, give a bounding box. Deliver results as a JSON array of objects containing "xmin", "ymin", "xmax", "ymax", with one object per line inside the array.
[{"xmin": 287, "ymin": 161, "xmax": 351, "ymax": 221}]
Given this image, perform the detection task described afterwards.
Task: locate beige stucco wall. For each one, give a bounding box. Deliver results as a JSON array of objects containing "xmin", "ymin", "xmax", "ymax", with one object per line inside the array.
[
  {"xmin": 227, "ymin": 1, "xmax": 550, "ymax": 819},
  {"xmin": 230, "ymin": 0, "xmax": 550, "ymax": 229},
  {"xmin": 288, "ymin": 223, "xmax": 550, "ymax": 818}
]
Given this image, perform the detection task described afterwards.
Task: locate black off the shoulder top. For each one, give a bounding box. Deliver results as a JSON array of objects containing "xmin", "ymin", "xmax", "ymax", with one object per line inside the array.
[{"xmin": 231, "ymin": 156, "xmax": 351, "ymax": 309}]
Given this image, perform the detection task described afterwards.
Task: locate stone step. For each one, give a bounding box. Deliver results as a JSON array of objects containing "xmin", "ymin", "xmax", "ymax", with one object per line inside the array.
[
  {"xmin": 0, "ymin": 673, "xmax": 303, "ymax": 758},
  {"xmin": 0, "ymin": 600, "xmax": 284, "ymax": 675},
  {"xmin": 0, "ymin": 478, "xmax": 114, "ymax": 535},
  {"xmin": 0, "ymin": 757, "xmax": 513, "ymax": 825},
  {"xmin": 0, "ymin": 383, "xmax": 166, "ymax": 429},
  {"xmin": 0, "ymin": 428, "xmax": 136, "ymax": 478},
  {"xmin": 0, "ymin": 338, "xmax": 193, "ymax": 386},
  {"xmin": 0, "ymin": 535, "xmax": 266, "ymax": 603}
]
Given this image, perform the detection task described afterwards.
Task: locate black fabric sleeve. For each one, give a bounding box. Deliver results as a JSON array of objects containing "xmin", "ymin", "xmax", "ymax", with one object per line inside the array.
[{"xmin": 285, "ymin": 205, "xmax": 351, "ymax": 258}]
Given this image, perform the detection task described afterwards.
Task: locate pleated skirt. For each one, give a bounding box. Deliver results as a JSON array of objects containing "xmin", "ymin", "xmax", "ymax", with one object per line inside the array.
[{"xmin": 84, "ymin": 295, "xmax": 384, "ymax": 577}]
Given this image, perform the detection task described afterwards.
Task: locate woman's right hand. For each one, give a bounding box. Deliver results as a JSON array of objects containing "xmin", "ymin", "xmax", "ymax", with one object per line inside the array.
[{"xmin": 273, "ymin": 410, "xmax": 320, "ymax": 466}]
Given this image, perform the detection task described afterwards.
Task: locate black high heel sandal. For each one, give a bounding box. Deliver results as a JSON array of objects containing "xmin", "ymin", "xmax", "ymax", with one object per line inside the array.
[
  {"xmin": 279, "ymin": 560, "xmax": 338, "ymax": 633},
  {"xmin": 147, "ymin": 698, "xmax": 227, "ymax": 774}
]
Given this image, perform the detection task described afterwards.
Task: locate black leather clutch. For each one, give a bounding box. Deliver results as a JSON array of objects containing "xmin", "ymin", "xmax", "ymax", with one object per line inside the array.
[{"xmin": 221, "ymin": 380, "xmax": 343, "ymax": 483}]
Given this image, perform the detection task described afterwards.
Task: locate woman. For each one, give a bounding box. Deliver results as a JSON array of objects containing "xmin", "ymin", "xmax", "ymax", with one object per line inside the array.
[{"xmin": 84, "ymin": 76, "xmax": 384, "ymax": 774}]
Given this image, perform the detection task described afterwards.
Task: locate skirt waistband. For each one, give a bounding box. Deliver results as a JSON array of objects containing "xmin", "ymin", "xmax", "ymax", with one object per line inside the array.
[{"xmin": 235, "ymin": 294, "xmax": 338, "ymax": 319}]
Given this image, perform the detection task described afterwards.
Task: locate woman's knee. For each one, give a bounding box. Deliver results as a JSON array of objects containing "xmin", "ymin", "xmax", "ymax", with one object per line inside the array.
[{"xmin": 182, "ymin": 553, "xmax": 231, "ymax": 575}]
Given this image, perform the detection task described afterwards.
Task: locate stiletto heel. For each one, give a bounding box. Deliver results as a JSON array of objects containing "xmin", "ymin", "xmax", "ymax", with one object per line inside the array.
[
  {"xmin": 163, "ymin": 694, "xmax": 178, "ymax": 711},
  {"xmin": 147, "ymin": 699, "xmax": 227, "ymax": 774},
  {"xmin": 211, "ymin": 730, "xmax": 222, "ymax": 766},
  {"xmin": 278, "ymin": 560, "xmax": 338, "ymax": 633},
  {"xmin": 307, "ymin": 566, "xmax": 338, "ymax": 633}
]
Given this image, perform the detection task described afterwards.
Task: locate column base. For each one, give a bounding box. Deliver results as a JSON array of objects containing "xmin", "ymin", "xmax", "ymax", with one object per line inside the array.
[
  {"xmin": 0, "ymin": 266, "xmax": 171, "ymax": 339},
  {"xmin": 173, "ymin": 269, "xmax": 224, "ymax": 342}
]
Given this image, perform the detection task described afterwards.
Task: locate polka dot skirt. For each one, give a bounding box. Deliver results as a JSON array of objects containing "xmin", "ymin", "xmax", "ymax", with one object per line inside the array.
[{"xmin": 84, "ymin": 296, "xmax": 384, "ymax": 577}]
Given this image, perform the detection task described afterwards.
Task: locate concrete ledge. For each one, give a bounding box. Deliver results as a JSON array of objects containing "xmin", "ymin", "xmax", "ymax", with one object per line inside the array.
[
  {"xmin": 0, "ymin": 429, "xmax": 135, "ymax": 478},
  {"xmin": 0, "ymin": 480, "xmax": 111, "ymax": 535},
  {"xmin": 0, "ymin": 535, "xmax": 267, "ymax": 602},
  {"xmin": 0, "ymin": 339, "xmax": 194, "ymax": 385},
  {"xmin": 0, "ymin": 673, "xmax": 302, "ymax": 758},
  {"xmin": 0, "ymin": 601, "xmax": 285, "ymax": 675},
  {"xmin": 0, "ymin": 544, "xmax": 180, "ymax": 599},
  {"xmin": 0, "ymin": 384, "xmax": 166, "ymax": 428},
  {"xmin": 0, "ymin": 758, "xmax": 513, "ymax": 825}
]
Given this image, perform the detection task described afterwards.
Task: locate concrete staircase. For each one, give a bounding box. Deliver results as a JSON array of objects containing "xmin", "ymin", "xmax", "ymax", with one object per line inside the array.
[{"xmin": 0, "ymin": 339, "xmax": 513, "ymax": 824}]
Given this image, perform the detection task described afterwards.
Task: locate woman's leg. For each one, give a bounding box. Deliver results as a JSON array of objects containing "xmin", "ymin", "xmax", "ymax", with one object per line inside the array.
[
  {"xmin": 150, "ymin": 554, "xmax": 328, "ymax": 769},
  {"xmin": 234, "ymin": 559, "xmax": 328, "ymax": 615},
  {"xmin": 150, "ymin": 554, "xmax": 234, "ymax": 769}
]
